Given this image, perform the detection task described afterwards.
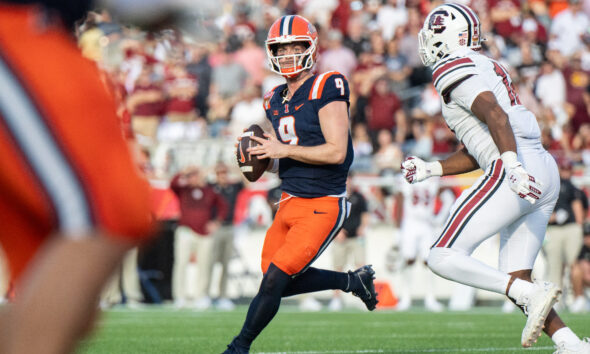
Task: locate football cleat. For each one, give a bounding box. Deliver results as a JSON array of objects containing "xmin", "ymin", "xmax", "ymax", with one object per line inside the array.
[
  {"xmin": 348, "ymin": 265, "xmax": 378, "ymax": 311},
  {"xmin": 553, "ymin": 338, "xmax": 590, "ymax": 354},
  {"xmin": 518, "ymin": 281, "xmax": 561, "ymax": 348}
]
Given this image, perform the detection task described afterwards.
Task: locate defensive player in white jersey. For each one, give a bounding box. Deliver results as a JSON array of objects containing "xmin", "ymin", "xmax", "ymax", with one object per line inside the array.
[
  {"xmin": 394, "ymin": 174, "xmax": 446, "ymax": 312},
  {"xmin": 401, "ymin": 4, "xmax": 590, "ymax": 353}
]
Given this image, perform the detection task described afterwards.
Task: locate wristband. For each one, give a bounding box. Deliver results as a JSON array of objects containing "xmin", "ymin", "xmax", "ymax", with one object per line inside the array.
[
  {"xmin": 501, "ymin": 151, "xmax": 519, "ymax": 168},
  {"xmin": 426, "ymin": 161, "xmax": 443, "ymax": 177}
]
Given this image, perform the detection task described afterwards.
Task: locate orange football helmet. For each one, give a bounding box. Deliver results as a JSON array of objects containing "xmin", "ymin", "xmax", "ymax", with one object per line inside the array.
[{"xmin": 265, "ymin": 15, "xmax": 318, "ymax": 78}]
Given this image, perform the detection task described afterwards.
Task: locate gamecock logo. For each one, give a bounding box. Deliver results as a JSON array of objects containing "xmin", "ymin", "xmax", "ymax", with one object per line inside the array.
[{"xmin": 429, "ymin": 10, "xmax": 449, "ymax": 34}]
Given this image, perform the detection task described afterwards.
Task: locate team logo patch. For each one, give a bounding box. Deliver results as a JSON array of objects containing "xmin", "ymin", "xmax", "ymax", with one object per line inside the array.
[{"xmin": 429, "ymin": 10, "xmax": 449, "ymax": 34}]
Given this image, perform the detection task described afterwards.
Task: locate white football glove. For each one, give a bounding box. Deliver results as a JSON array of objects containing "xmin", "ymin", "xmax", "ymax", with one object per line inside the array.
[
  {"xmin": 401, "ymin": 156, "xmax": 443, "ymax": 184},
  {"xmin": 501, "ymin": 151, "xmax": 542, "ymax": 204}
]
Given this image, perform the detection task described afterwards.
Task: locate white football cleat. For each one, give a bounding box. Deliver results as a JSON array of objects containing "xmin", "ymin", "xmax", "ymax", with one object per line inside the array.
[
  {"xmin": 328, "ymin": 297, "xmax": 343, "ymax": 312},
  {"xmin": 569, "ymin": 296, "xmax": 589, "ymax": 313},
  {"xmin": 299, "ymin": 297, "xmax": 322, "ymax": 312},
  {"xmin": 395, "ymin": 297, "xmax": 411, "ymax": 311},
  {"xmin": 518, "ymin": 281, "xmax": 561, "ymax": 347},
  {"xmin": 424, "ymin": 296, "xmax": 444, "ymax": 312},
  {"xmin": 553, "ymin": 338, "xmax": 590, "ymax": 354},
  {"xmin": 216, "ymin": 298, "xmax": 236, "ymax": 311}
]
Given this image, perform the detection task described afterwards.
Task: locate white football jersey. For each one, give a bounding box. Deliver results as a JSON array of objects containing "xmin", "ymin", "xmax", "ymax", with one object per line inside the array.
[
  {"xmin": 398, "ymin": 175, "xmax": 440, "ymax": 224},
  {"xmin": 432, "ymin": 48, "xmax": 541, "ymax": 170}
]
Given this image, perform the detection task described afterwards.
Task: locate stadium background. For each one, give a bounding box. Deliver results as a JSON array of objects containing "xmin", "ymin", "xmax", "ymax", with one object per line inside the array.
[{"xmin": 3, "ymin": 0, "xmax": 590, "ymax": 322}]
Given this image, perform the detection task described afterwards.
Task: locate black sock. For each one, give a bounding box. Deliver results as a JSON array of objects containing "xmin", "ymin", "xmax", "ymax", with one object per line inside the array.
[
  {"xmin": 234, "ymin": 263, "xmax": 291, "ymax": 349},
  {"xmin": 282, "ymin": 267, "xmax": 349, "ymax": 297}
]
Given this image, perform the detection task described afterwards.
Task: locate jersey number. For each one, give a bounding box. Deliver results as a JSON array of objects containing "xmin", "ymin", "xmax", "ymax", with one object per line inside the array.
[
  {"xmin": 278, "ymin": 116, "xmax": 299, "ymax": 145},
  {"xmin": 335, "ymin": 78, "xmax": 345, "ymax": 96},
  {"xmin": 492, "ymin": 62, "xmax": 521, "ymax": 106}
]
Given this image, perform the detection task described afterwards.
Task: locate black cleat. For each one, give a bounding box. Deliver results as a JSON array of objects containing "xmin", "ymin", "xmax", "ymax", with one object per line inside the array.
[
  {"xmin": 348, "ymin": 265, "xmax": 378, "ymax": 311},
  {"xmin": 223, "ymin": 337, "xmax": 249, "ymax": 354}
]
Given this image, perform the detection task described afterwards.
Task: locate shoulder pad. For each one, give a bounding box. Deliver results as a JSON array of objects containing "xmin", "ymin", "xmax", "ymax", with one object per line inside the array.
[
  {"xmin": 308, "ymin": 71, "xmax": 345, "ymax": 100},
  {"xmin": 263, "ymin": 85, "xmax": 281, "ymax": 110},
  {"xmin": 432, "ymin": 57, "xmax": 476, "ymax": 94}
]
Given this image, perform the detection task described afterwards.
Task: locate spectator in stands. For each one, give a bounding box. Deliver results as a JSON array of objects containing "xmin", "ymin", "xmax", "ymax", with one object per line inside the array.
[
  {"xmin": 563, "ymin": 53, "xmax": 590, "ymax": 134},
  {"xmin": 126, "ymin": 65, "xmax": 166, "ymax": 142},
  {"xmin": 317, "ymin": 29, "xmax": 357, "ymax": 79},
  {"xmin": 366, "ymin": 77, "xmax": 407, "ymax": 144},
  {"xmin": 350, "ymin": 123, "xmax": 374, "ymax": 172},
  {"xmin": 208, "ymin": 44, "xmax": 249, "ymax": 137},
  {"xmin": 404, "ymin": 118, "xmax": 433, "ymax": 159},
  {"xmin": 342, "ymin": 14, "xmax": 371, "ymax": 57},
  {"xmin": 228, "ymin": 84, "xmax": 268, "ymax": 139},
  {"xmin": 543, "ymin": 158, "xmax": 586, "ymax": 309},
  {"xmin": 572, "ymin": 123, "xmax": 590, "ymax": 166},
  {"xmin": 185, "ymin": 43, "xmax": 212, "ymax": 119},
  {"xmin": 570, "ymin": 222, "xmax": 590, "ymax": 312},
  {"xmin": 376, "ymin": 0, "xmax": 407, "ymax": 41},
  {"xmin": 535, "ymin": 60, "xmax": 568, "ymax": 140},
  {"xmin": 300, "ymin": 0, "xmax": 339, "ymax": 29},
  {"xmin": 233, "ymin": 29, "xmax": 266, "ymax": 86},
  {"xmin": 210, "ymin": 163, "xmax": 244, "ymax": 310},
  {"xmin": 549, "ymin": 0, "xmax": 589, "ymax": 58},
  {"xmin": 170, "ymin": 166, "xmax": 228, "ymax": 309},
  {"xmin": 488, "ymin": 0, "xmax": 522, "ymax": 42},
  {"xmin": 328, "ymin": 174, "xmax": 370, "ymax": 311},
  {"xmin": 157, "ymin": 64, "xmax": 207, "ymax": 142},
  {"xmin": 373, "ymin": 129, "xmax": 403, "ymax": 174},
  {"xmin": 385, "ymin": 36, "xmax": 411, "ymax": 93}
]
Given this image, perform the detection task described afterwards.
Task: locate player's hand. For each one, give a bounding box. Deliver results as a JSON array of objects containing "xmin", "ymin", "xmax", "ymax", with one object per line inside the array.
[
  {"xmin": 249, "ymin": 133, "xmax": 288, "ymax": 159},
  {"xmin": 501, "ymin": 152, "xmax": 542, "ymax": 204},
  {"xmin": 401, "ymin": 156, "xmax": 442, "ymax": 184}
]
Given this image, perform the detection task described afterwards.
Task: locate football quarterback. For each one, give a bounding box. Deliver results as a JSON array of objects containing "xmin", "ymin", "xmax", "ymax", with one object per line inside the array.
[{"xmin": 224, "ymin": 15, "xmax": 378, "ymax": 354}]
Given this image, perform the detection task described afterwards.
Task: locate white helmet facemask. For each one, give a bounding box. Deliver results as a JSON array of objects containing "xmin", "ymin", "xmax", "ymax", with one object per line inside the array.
[{"xmin": 418, "ymin": 3, "xmax": 482, "ymax": 67}]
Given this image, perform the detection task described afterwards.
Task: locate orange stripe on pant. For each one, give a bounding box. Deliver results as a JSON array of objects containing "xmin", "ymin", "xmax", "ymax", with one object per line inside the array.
[{"xmin": 261, "ymin": 193, "xmax": 346, "ymax": 276}]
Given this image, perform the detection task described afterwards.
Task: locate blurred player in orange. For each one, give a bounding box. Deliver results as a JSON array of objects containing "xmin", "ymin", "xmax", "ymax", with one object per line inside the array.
[
  {"xmin": 0, "ymin": 1, "xmax": 153, "ymax": 354},
  {"xmin": 223, "ymin": 15, "xmax": 377, "ymax": 354}
]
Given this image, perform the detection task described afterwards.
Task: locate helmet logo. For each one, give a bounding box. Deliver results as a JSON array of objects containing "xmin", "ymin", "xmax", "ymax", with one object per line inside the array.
[
  {"xmin": 429, "ymin": 10, "xmax": 449, "ymax": 34},
  {"xmin": 307, "ymin": 22, "xmax": 316, "ymax": 35}
]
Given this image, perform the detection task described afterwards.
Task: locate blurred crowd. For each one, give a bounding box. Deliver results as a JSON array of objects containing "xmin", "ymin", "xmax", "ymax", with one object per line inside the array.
[{"xmin": 76, "ymin": 0, "xmax": 590, "ymax": 180}]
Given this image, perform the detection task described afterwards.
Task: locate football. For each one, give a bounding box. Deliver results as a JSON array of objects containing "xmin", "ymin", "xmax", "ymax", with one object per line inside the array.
[{"xmin": 237, "ymin": 124, "xmax": 270, "ymax": 182}]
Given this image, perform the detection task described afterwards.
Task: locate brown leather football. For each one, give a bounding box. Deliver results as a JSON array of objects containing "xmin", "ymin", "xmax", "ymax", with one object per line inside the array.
[{"xmin": 237, "ymin": 124, "xmax": 270, "ymax": 182}]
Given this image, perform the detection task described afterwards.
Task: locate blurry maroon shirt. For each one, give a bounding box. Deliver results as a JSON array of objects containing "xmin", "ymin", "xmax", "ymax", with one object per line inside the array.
[
  {"xmin": 367, "ymin": 87, "xmax": 402, "ymax": 131},
  {"xmin": 563, "ymin": 66, "xmax": 590, "ymax": 132},
  {"xmin": 170, "ymin": 175, "xmax": 228, "ymax": 235},
  {"xmin": 488, "ymin": 0, "xmax": 521, "ymax": 39},
  {"xmin": 131, "ymin": 83, "xmax": 165, "ymax": 116}
]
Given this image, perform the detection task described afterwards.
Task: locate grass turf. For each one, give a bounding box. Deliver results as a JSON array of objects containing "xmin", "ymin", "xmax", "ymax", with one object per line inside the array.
[{"xmin": 78, "ymin": 306, "xmax": 590, "ymax": 353}]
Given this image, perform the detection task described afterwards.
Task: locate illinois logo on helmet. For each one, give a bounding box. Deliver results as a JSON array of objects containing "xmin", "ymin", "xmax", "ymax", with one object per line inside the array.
[
  {"xmin": 265, "ymin": 15, "xmax": 318, "ymax": 78},
  {"xmin": 418, "ymin": 3, "xmax": 483, "ymax": 67}
]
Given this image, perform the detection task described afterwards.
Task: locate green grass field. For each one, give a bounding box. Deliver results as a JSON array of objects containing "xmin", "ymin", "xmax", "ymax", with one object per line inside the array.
[{"xmin": 78, "ymin": 306, "xmax": 590, "ymax": 353}]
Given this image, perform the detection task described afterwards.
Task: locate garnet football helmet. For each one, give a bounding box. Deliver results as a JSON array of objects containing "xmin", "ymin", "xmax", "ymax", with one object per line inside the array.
[
  {"xmin": 418, "ymin": 3, "xmax": 482, "ymax": 67},
  {"xmin": 265, "ymin": 15, "xmax": 318, "ymax": 78}
]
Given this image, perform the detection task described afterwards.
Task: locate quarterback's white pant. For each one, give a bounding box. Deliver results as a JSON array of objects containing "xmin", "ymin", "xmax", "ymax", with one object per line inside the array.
[{"xmin": 428, "ymin": 146, "xmax": 559, "ymax": 295}]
